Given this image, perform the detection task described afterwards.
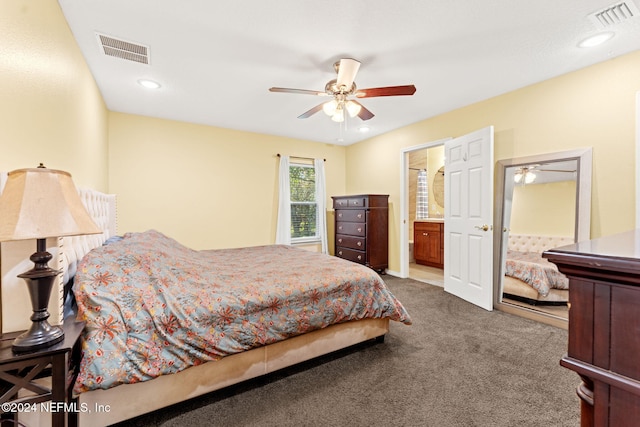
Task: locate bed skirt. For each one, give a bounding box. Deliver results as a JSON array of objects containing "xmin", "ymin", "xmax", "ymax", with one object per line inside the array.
[
  {"xmin": 503, "ymin": 275, "xmax": 568, "ymax": 304},
  {"xmin": 16, "ymin": 318, "xmax": 389, "ymax": 427}
]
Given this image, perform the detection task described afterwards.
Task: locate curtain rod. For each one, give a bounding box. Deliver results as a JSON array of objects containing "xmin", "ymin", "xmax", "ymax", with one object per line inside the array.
[{"xmin": 277, "ymin": 154, "xmax": 326, "ymax": 162}]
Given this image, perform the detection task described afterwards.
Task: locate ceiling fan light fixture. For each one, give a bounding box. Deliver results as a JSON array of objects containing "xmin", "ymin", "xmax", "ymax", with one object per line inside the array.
[
  {"xmin": 525, "ymin": 172, "xmax": 536, "ymax": 184},
  {"xmin": 514, "ymin": 172, "xmax": 523, "ymax": 183},
  {"xmin": 331, "ymin": 107, "xmax": 345, "ymax": 122},
  {"xmin": 345, "ymin": 100, "xmax": 361, "ymax": 118},
  {"xmin": 323, "ymin": 100, "xmax": 338, "ymax": 116}
]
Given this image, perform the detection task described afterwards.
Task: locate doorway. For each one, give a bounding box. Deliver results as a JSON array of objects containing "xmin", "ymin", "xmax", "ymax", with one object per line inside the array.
[
  {"xmin": 400, "ymin": 127, "xmax": 494, "ymax": 311},
  {"xmin": 400, "ymin": 139, "xmax": 448, "ymax": 283}
]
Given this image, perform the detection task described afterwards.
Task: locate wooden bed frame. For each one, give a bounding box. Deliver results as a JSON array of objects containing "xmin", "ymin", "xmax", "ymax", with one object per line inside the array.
[{"xmin": 17, "ymin": 188, "xmax": 390, "ymax": 426}]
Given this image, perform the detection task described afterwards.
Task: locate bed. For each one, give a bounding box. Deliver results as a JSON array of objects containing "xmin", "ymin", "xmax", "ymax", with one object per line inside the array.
[
  {"xmin": 502, "ymin": 234, "xmax": 574, "ymax": 305},
  {"xmin": 18, "ymin": 188, "xmax": 411, "ymax": 426}
]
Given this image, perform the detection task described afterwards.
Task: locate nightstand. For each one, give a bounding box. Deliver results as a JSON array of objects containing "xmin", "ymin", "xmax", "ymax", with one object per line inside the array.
[{"xmin": 0, "ymin": 321, "xmax": 84, "ymax": 427}]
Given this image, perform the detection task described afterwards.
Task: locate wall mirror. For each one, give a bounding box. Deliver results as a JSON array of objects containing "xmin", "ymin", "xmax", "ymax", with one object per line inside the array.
[
  {"xmin": 433, "ymin": 166, "xmax": 445, "ymax": 208},
  {"xmin": 493, "ymin": 148, "xmax": 592, "ymax": 325}
]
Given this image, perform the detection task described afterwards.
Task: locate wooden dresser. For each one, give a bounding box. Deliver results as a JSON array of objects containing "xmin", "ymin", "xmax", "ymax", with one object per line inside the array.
[
  {"xmin": 332, "ymin": 194, "xmax": 388, "ymax": 272},
  {"xmin": 414, "ymin": 220, "xmax": 444, "ymax": 268},
  {"xmin": 543, "ymin": 230, "xmax": 640, "ymax": 427}
]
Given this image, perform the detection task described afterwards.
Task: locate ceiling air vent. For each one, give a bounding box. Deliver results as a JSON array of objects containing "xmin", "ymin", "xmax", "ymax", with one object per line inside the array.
[
  {"xmin": 588, "ymin": 1, "xmax": 640, "ymax": 28},
  {"xmin": 97, "ymin": 33, "xmax": 149, "ymax": 64}
]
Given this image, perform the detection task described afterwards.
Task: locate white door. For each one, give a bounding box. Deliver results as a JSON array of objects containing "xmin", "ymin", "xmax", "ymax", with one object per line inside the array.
[{"xmin": 444, "ymin": 126, "xmax": 494, "ymax": 311}]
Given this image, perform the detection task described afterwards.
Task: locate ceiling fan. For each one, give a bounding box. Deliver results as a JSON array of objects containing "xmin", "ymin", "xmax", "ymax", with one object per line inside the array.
[
  {"xmin": 514, "ymin": 164, "xmax": 576, "ymax": 184},
  {"xmin": 269, "ymin": 58, "xmax": 416, "ymax": 122}
]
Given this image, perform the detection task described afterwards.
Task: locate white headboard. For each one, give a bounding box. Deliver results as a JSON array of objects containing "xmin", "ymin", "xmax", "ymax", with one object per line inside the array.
[
  {"xmin": 1, "ymin": 187, "xmax": 116, "ymax": 333},
  {"xmin": 507, "ymin": 234, "xmax": 574, "ymax": 254},
  {"xmin": 59, "ymin": 188, "xmax": 117, "ymax": 286}
]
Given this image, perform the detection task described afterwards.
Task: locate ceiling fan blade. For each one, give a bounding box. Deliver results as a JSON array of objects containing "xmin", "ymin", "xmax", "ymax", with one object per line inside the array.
[
  {"xmin": 336, "ymin": 58, "xmax": 361, "ymax": 90},
  {"xmin": 355, "ymin": 85, "xmax": 416, "ymax": 98},
  {"xmin": 350, "ymin": 100, "xmax": 374, "ymax": 121},
  {"xmin": 297, "ymin": 103, "xmax": 325, "ymax": 119},
  {"xmin": 269, "ymin": 87, "xmax": 328, "ymax": 96}
]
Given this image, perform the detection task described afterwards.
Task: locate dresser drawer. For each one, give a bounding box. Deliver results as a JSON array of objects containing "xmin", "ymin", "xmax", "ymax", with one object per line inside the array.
[
  {"xmin": 336, "ymin": 234, "xmax": 365, "ymax": 250},
  {"xmin": 336, "ymin": 247, "xmax": 366, "ymax": 264},
  {"xmin": 333, "ymin": 197, "xmax": 366, "ymax": 209},
  {"xmin": 336, "ymin": 222, "xmax": 366, "ymax": 236},
  {"xmin": 335, "ymin": 209, "xmax": 366, "ymax": 223}
]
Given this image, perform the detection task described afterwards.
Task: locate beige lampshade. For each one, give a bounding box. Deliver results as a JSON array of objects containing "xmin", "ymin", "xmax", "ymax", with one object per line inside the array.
[{"xmin": 0, "ymin": 167, "xmax": 102, "ymax": 241}]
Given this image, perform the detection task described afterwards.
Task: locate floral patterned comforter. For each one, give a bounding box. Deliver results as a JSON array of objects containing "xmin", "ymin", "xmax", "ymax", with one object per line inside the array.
[
  {"xmin": 73, "ymin": 230, "xmax": 411, "ymax": 393},
  {"xmin": 504, "ymin": 250, "xmax": 569, "ymax": 297}
]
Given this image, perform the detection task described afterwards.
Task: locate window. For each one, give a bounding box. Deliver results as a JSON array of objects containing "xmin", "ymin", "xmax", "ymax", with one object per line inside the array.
[{"xmin": 289, "ymin": 163, "xmax": 318, "ymax": 241}]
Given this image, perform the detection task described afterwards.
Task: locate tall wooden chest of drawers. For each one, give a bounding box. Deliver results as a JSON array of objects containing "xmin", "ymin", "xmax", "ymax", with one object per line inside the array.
[{"xmin": 332, "ymin": 194, "xmax": 388, "ymax": 272}]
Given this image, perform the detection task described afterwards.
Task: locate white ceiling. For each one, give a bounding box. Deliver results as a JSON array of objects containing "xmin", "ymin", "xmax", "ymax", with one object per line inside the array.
[{"xmin": 58, "ymin": 0, "xmax": 640, "ymax": 146}]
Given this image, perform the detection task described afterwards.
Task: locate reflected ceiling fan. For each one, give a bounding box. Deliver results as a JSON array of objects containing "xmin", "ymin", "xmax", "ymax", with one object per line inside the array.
[
  {"xmin": 269, "ymin": 58, "xmax": 416, "ymax": 122},
  {"xmin": 514, "ymin": 164, "xmax": 576, "ymax": 184}
]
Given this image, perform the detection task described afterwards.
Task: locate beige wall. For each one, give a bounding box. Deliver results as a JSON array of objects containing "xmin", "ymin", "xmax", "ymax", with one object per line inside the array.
[
  {"xmin": 0, "ymin": 0, "xmax": 108, "ymax": 188},
  {"xmin": 0, "ymin": 0, "xmax": 108, "ymax": 332},
  {"xmin": 108, "ymin": 112, "xmax": 346, "ymax": 250},
  {"xmin": 347, "ymin": 51, "xmax": 640, "ymax": 273}
]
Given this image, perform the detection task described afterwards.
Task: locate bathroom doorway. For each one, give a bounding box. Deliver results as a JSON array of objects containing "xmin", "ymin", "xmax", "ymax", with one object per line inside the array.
[{"xmin": 400, "ymin": 140, "xmax": 447, "ymax": 286}]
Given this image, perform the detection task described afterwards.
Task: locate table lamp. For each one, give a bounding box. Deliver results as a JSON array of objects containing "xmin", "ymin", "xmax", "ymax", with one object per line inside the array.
[{"xmin": 0, "ymin": 164, "xmax": 101, "ymax": 352}]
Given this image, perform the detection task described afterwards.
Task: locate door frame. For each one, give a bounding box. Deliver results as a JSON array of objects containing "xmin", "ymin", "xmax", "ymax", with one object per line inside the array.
[
  {"xmin": 636, "ymin": 91, "xmax": 640, "ymax": 228},
  {"xmin": 399, "ymin": 138, "xmax": 451, "ymax": 278}
]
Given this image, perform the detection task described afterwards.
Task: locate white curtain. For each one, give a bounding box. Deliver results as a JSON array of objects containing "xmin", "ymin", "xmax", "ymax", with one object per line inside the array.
[
  {"xmin": 275, "ymin": 155, "xmax": 291, "ymax": 245},
  {"xmin": 314, "ymin": 158, "xmax": 328, "ymax": 254},
  {"xmin": 416, "ymin": 169, "xmax": 429, "ymax": 219}
]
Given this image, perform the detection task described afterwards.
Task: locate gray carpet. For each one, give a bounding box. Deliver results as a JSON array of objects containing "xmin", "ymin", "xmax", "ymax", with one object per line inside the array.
[{"xmin": 114, "ymin": 277, "xmax": 579, "ymax": 427}]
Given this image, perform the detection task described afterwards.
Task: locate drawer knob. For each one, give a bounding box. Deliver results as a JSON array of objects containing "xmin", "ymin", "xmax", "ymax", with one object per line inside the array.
[
  {"xmin": 423, "ymin": 233, "xmax": 429, "ymax": 236},
  {"xmin": 338, "ymin": 226, "xmax": 343, "ymax": 230},
  {"xmin": 338, "ymin": 238, "xmax": 343, "ymax": 243},
  {"xmin": 338, "ymin": 251, "xmax": 343, "ymax": 255},
  {"xmin": 357, "ymin": 255, "xmax": 362, "ymax": 260},
  {"xmin": 338, "ymin": 213, "xmax": 342, "ymax": 218},
  {"xmin": 357, "ymin": 214, "xmax": 362, "ymax": 219},
  {"xmin": 357, "ymin": 228, "xmax": 362, "ymax": 232},
  {"xmin": 357, "ymin": 241, "xmax": 362, "ymax": 246}
]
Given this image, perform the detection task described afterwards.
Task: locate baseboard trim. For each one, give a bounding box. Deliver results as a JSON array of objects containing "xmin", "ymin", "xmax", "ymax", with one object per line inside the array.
[{"xmin": 385, "ymin": 269, "xmax": 403, "ymax": 278}]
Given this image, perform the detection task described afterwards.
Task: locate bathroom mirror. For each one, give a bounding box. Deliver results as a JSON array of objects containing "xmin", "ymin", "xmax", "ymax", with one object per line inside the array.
[
  {"xmin": 433, "ymin": 166, "xmax": 445, "ymax": 208},
  {"xmin": 493, "ymin": 148, "xmax": 592, "ymax": 324}
]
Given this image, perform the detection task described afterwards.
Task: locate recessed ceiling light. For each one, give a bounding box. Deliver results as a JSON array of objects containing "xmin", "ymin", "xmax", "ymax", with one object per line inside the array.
[
  {"xmin": 138, "ymin": 79, "xmax": 161, "ymax": 89},
  {"xmin": 578, "ymin": 32, "xmax": 614, "ymax": 48},
  {"xmin": 358, "ymin": 126, "xmax": 370, "ymax": 133}
]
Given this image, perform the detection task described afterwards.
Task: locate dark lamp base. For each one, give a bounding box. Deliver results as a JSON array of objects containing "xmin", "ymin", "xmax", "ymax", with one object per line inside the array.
[
  {"xmin": 12, "ymin": 323, "xmax": 64, "ymax": 353},
  {"xmin": 12, "ymin": 238, "xmax": 66, "ymax": 353}
]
